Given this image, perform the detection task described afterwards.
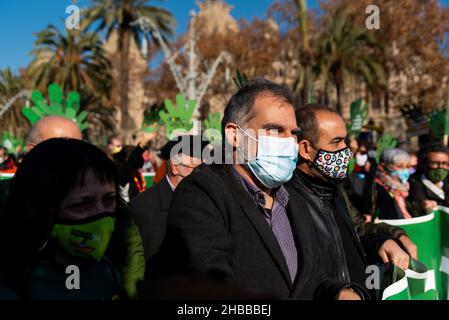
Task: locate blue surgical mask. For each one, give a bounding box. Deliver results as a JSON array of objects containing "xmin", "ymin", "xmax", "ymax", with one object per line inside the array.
[
  {"xmin": 238, "ymin": 126, "xmax": 298, "ymax": 188},
  {"xmin": 391, "ymin": 169, "xmax": 410, "ymax": 183}
]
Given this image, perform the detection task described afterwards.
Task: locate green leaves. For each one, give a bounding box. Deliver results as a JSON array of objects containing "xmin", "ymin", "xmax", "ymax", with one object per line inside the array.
[
  {"xmin": 159, "ymin": 94, "xmax": 195, "ymax": 139},
  {"xmin": 203, "ymin": 112, "xmax": 222, "ymax": 144},
  {"xmin": 233, "ymin": 70, "xmax": 249, "ymax": 90},
  {"xmin": 1, "ymin": 132, "xmax": 24, "ymax": 154},
  {"xmin": 22, "ymin": 83, "xmax": 88, "ymax": 131},
  {"xmin": 375, "ymin": 133, "xmax": 398, "ymax": 163},
  {"xmin": 347, "ymin": 98, "xmax": 368, "ymax": 137}
]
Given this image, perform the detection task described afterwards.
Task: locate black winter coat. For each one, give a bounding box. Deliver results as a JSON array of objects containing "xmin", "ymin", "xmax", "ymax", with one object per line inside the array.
[{"xmin": 144, "ymin": 164, "xmax": 367, "ymax": 300}]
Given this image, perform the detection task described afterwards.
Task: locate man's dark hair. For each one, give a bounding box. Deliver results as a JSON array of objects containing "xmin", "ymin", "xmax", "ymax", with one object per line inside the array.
[
  {"xmin": 221, "ymin": 79, "xmax": 295, "ymax": 137},
  {"xmin": 296, "ymin": 104, "xmax": 340, "ymax": 145},
  {"xmin": 417, "ymin": 142, "xmax": 449, "ymax": 174}
]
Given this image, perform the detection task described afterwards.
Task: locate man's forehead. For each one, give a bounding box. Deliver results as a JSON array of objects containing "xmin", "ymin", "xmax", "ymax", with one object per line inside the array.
[
  {"xmin": 251, "ymin": 96, "xmax": 296, "ymax": 126},
  {"xmin": 316, "ymin": 111, "xmax": 346, "ymax": 134},
  {"xmin": 428, "ymin": 152, "xmax": 449, "ymax": 159}
]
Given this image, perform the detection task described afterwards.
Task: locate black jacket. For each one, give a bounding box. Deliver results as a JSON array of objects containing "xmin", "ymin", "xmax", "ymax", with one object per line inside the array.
[
  {"xmin": 408, "ymin": 175, "xmax": 449, "ymax": 212},
  {"xmin": 130, "ymin": 177, "xmax": 173, "ymax": 262},
  {"xmin": 115, "ymin": 145, "xmax": 146, "ymax": 200},
  {"xmin": 285, "ymin": 169, "xmax": 390, "ymax": 291},
  {"xmin": 144, "ymin": 164, "xmax": 367, "ymax": 300},
  {"xmin": 375, "ymin": 184, "xmax": 404, "ymax": 220}
]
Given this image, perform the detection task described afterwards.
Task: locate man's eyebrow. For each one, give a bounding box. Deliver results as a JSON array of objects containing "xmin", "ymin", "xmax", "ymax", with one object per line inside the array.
[
  {"xmin": 330, "ymin": 136, "xmax": 345, "ymax": 143},
  {"xmin": 262, "ymin": 123, "xmax": 286, "ymax": 130}
]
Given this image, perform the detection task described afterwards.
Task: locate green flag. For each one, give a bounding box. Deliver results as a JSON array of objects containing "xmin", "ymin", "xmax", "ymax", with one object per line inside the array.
[
  {"xmin": 382, "ymin": 259, "xmax": 438, "ymax": 300},
  {"xmin": 444, "ymin": 81, "xmax": 449, "ymax": 145},
  {"xmin": 379, "ymin": 210, "xmax": 447, "ymax": 299}
]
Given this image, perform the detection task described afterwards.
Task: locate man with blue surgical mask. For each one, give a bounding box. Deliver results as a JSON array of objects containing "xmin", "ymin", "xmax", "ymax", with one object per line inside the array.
[
  {"xmin": 286, "ymin": 104, "xmax": 417, "ymax": 299},
  {"xmin": 144, "ymin": 79, "xmax": 367, "ymax": 300}
]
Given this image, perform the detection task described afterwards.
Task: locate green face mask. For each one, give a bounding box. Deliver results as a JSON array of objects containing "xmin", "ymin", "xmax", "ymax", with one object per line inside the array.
[
  {"xmin": 427, "ymin": 168, "xmax": 449, "ymax": 183},
  {"xmin": 50, "ymin": 213, "xmax": 116, "ymax": 261},
  {"xmin": 347, "ymin": 157, "xmax": 355, "ymax": 175}
]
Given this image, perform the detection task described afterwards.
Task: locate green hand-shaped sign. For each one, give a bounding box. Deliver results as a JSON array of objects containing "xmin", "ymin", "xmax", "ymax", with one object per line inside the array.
[
  {"xmin": 445, "ymin": 80, "xmax": 449, "ymax": 138},
  {"xmin": 428, "ymin": 110, "xmax": 445, "ymax": 140},
  {"xmin": 159, "ymin": 94, "xmax": 195, "ymax": 139},
  {"xmin": 400, "ymin": 104, "xmax": 426, "ymax": 124},
  {"xmin": 233, "ymin": 69, "xmax": 249, "ymax": 90},
  {"xmin": 142, "ymin": 105, "xmax": 162, "ymax": 134},
  {"xmin": 347, "ymin": 98, "xmax": 368, "ymax": 137},
  {"xmin": 375, "ymin": 133, "xmax": 398, "ymax": 163},
  {"xmin": 22, "ymin": 83, "xmax": 88, "ymax": 131},
  {"xmin": 203, "ymin": 112, "xmax": 222, "ymax": 144}
]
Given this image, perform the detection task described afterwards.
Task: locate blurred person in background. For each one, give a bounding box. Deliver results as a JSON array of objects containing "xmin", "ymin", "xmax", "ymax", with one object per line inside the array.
[
  {"xmin": 130, "ymin": 135, "xmax": 209, "ymax": 262},
  {"xmin": 113, "ymin": 131, "xmax": 156, "ymax": 202},
  {"xmin": 408, "ymin": 143, "xmax": 449, "ymax": 214},
  {"xmin": 373, "ymin": 148, "xmax": 415, "ymax": 219}
]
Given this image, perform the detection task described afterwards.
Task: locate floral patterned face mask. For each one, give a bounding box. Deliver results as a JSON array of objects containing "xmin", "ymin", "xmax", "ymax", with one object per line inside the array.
[{"xmin": 312, "ymin": 146, "xmax": 353, "ymax": 181}]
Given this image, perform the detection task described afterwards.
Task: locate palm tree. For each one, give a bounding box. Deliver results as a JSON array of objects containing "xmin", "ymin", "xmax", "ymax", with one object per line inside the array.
[
  {"xmin": 83, "ymin": 0, "xmax": 175, "ymax": 142},
  {"xmin": 0, "ymin": 68, "xmax": 29, "ymax": 137},
  {"xmin": 28, "ymin": 24, "xmax": 112, "ymax": 97},
  {"xmin": 293, "ymin": 0, "xmax": 313, "ymax": 107},
  {"xmin": 317, "ymin": 8, "xmax": 387, "ymax": 114},
  {"xmin": 28, "ymin": 25, "xmax": 115, "ymax": 138}
]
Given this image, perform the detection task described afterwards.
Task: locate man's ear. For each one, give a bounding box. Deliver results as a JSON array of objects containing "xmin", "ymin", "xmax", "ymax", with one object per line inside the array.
[
  {"xmin": 169, "ymin": 159, "xmax": 180, "ymax": 176},
  {"xmin": 224, "ymin": 123, "xmax": 241, "ymax": 148},
  {"xmin": 298, "ymin": 140, "xmax": 315, "ymax": 162}
]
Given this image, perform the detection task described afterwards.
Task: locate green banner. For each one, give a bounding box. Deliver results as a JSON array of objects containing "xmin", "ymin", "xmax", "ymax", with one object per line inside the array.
[
  {"xmin": 379, "ymin": 207, "xmax": 449, "ymax": 300},
  {"xmin": 142, "ymin": 172, "xmax": 155, "ymax": 189}
]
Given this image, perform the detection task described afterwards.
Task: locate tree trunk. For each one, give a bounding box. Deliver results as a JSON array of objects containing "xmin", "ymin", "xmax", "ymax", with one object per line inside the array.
[
  {"xmin": 324, "ymin": 79, "xmax": 329, "ymax": 106},
  {"xmin": 295, "ymin": 0, "xmax": 311, "ymax": 106},
  {"xmin": 336, "ymin": 80, "xmax": 343, "ymax": 114},
  {"xmin": 119, "ymin": 1, "xmax": 132, "ymax": 143}
]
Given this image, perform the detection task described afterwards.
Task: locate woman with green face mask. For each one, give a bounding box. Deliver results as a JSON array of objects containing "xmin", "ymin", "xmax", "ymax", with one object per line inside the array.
[
  {"xmin": 408, "ymin": 143, "xmax": 449, "ymax": 215},
  {"xmin": 0, "ymin": 138, "xmax": 126, "ymax": 300}
]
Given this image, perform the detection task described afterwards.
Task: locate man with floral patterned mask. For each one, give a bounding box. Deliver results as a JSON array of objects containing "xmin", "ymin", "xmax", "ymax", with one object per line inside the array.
[{"xmin": 285, "ymin": 104, "xmax": 417, "ymax": 300}]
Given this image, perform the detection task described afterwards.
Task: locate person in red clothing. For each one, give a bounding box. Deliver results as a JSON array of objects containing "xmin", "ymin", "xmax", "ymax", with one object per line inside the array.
[{"xmin": 0, "ymin": 147, "xmax": 17, "ymax": 173}]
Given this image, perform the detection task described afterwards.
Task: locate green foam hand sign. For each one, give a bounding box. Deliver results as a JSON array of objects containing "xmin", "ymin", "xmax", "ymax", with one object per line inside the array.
[
  {"xmin": 400, "ymin": 104, "xmax": 426, "ymax": 124},
  {"xmin": 375, "ymin": 133, "xmax": 398, "ymax": 163},
  {"xmin": 203, "ymin": 112, "xmax": 222, "ymax": 144},
  {"xmin": 428, "ymin": 110, "xmax": 445, "ymax": 140},
  {"xmin": 22, "ymin": 83, "xmax": 88, "ymax": 131},
  {"xmin": 233, "ymin": 69, "xmax": 249, "ymax": 90},
  {"xmin": 159, "ymin": 94, "xmax": 195, "ymax": 139},
  {"xmin": 445, "ymin": 80, "xmax": 449, "ymax": 139},
  {"xmin": 142, "ymin": 106, "xmax": 161, "ymax": 134},
  {"xmin": 347, "ymin": 98, "xmax": 368, "ymax": 137},
  {"xmin": 1, "ymin": 132, "xmax": 24, "ymax": 154}
]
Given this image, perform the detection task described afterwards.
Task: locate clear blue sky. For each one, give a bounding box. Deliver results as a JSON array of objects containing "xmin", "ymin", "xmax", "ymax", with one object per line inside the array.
[
  {"xmin": 0, "ymin": 0, "xmax": 447, "ymax": 72},
  {"xmin": 0, "ymin": 0, "xmax": 287, "ymax": 72}
]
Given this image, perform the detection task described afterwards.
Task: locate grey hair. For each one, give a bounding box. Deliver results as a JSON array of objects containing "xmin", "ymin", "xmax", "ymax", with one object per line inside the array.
[
  {"xmin": 221, "ymin": 79, "xmax": 295, "ymax": 137},
  {"xmin": 380, "ymin": 148, "xmax": 410, "ymax": 165}
]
